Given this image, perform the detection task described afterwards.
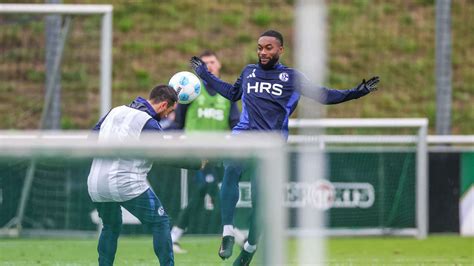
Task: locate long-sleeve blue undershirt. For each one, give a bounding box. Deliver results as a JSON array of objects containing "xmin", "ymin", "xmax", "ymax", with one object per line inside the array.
[
  {"xmin": 197, "ymin": 64, "xmax": 369, "ymax": 104},
  {"xmin": 194, "ymin": 62, "xmax": 372, "ymax": 136}
]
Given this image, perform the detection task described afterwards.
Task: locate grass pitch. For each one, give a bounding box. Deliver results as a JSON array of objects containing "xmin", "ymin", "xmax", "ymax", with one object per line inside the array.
[{"xmin": 0, "ymin": 235, "xmax": 472, "ymax": 265}]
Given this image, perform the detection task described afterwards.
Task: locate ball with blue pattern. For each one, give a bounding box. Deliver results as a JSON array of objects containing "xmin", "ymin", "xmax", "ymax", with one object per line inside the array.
[{"xmin": 168, "ymin": 71, "xmax": 201, "ymax": 104}]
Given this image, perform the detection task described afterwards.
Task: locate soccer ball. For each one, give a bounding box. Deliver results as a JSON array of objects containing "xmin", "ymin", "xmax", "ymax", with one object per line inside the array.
[{"xmin": 168, "ymin": 71, "xmax": 201, "ymax": 104}]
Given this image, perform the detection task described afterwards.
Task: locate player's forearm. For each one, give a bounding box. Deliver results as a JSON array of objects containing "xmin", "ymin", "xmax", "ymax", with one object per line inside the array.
[
  {"xmin": 198, "ymin": 71, "xmax": 240, "ymax": 101},
  {"xmin": 318, "ymin": 76, "xmax": 379, "ymax": 104},
  {"xmin": 295, "ymin": 71, "xmax": 375, "ymax": 104},
  {"xmin": 316, "ymin": 86, "xmax": 370, "ymax": 105},
  {"xmin": 191, "ymin": 56, "xmax": 242, "ymax": 101}
]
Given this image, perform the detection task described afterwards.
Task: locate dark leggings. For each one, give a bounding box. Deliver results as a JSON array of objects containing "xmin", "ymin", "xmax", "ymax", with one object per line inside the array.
[
  {"xmin": 94, "ymin": 189, "xmax": 174, "ymax": 266},
  {"xmin": 220, "ymin": 160, "xmax": 260, "ymax": 245}
]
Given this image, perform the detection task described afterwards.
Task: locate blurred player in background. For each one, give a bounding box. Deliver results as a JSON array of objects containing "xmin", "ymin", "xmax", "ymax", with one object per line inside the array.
[
  {"xmin": 191, "ymin": 30, "xmax": 379, "ymax": 265},
  {"xmin": 168, "ymin": 50, "xmax": 241, "ymax": 254},
  {"xmin": 87, "ymin": 85, "xmax": 178, "ymax": 266}
]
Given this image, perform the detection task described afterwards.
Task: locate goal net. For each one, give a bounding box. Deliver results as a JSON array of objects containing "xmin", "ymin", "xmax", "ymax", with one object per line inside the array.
[
  {"xmin": 172, "ymin": 119, "xmax": 428, "ymax": 241},
  {"xmin": 0, "ymin": 118, "xmax": 428, "ymax": 265},
  {"xmin": 0, "ymin": 4, "xmax": 112, "ymax": 129},
  {"xmin": 288, "ymin": 118, "xmax": 428, "ymax": 239}
]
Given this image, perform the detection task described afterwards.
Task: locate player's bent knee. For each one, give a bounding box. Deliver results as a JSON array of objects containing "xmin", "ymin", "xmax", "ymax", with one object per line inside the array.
[
  {"xmin": 102, "ymin": 223, "xmax": 122, "ymax": 234},
  {"xmin": 148, "ymin": 217, "xmax": 171, "ymax": 233},
  {"xmin": 144, "ymin": 214, "xmax": 170, "ymax": 227}
]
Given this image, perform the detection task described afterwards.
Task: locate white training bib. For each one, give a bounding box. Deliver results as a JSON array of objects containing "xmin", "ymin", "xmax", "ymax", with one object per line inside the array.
[{"xmin": 87, "ymin": 106, "xmax": 153, "ymax": 202}]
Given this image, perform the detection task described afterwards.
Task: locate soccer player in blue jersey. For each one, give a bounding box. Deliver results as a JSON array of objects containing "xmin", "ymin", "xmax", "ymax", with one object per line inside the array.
[{"xmin": 191, "ymin": 30, "xmax": 379, "ymax": 265}]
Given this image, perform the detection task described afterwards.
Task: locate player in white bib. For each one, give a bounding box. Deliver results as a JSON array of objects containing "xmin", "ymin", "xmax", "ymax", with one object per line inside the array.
[{"xmin": 87, "ymin": 85, "xmax": 177, "ymax": 266}]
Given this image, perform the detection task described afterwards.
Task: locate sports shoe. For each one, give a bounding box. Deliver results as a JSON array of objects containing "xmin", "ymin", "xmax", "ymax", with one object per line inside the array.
[
  {"xmin": 233, "ymin": 249, "xmax": 255, "ymax": 266},
  {"xmin": 218, "ymin": 235, "xmax": 235, "ymax": 260},
  {"xmin": 172, "ymin": 242, "xmax": 187, "ymax": 254}
]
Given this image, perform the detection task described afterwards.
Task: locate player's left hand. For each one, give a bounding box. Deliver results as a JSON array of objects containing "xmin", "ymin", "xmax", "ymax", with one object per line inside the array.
[
  {"xmin": 190, "ymin": 56, "xmax": 207, "ymax": 76},
  {"xmin": 357, "ymin": 76, "xmax": 380, "ymax": 92}
]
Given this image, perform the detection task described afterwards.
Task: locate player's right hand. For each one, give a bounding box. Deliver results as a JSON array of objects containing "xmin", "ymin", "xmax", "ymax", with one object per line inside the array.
[{"xmin": 190, "ymin": 56, "xmax": 207, "ymax": 76}]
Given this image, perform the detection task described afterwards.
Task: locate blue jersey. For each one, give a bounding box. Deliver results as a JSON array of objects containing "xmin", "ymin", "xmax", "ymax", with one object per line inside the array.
[{"xmin": 197, "ymin": 63, "xmax": 370, "ymax": 138}]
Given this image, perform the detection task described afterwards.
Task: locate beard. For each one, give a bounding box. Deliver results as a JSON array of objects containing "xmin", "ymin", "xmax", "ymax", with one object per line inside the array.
[{"xmin": 258, "ymin": 55, "xmax": 279, "ymax": 70}]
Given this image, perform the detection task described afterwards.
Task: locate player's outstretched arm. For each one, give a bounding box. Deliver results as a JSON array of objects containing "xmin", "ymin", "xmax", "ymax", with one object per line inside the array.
[
  {"xmin": 299, "ymin": 74, "xmax": 380, "ymax": 105},
  {"xmin": 190, "ymin": 56, "xmax": 243, "ymax": 101}
]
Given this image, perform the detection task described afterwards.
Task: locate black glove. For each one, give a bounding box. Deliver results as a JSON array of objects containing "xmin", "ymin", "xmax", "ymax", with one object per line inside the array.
[
  {"xmin": 357, "ymin": 76, "xmax": 380, "ymax": 92},
  {"xmin": 190, "ymin": 56, "xmax": 207, "ymax": 76}
]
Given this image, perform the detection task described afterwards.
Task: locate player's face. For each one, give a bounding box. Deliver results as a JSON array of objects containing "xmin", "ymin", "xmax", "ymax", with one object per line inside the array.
[
  {"xmin": 156, "ymin": 101, "xmax": 176, "ymax": 119},
  {"xmin": 201, "ymin": 55, "xmax": 221, "ymax": 76},
  {"xmin": 257, "ymin": 36, "xmax": 283, "ymax": 66}
]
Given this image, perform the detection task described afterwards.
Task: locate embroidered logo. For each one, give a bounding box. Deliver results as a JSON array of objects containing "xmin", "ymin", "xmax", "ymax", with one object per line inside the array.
[
  {"xmin": 246, "ymin": 69, "xmax": 256, "ymax": 79},
  {"xmin": 158, "ymin": 206, "xmax": 165, "ymax": 216},
  {"xmin": 279, "ymin": 72, "xmax": 289, "ymax": 82}
]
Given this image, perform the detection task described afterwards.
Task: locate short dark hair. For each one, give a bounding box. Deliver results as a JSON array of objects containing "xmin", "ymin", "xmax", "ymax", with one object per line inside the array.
[
  {"xmin": 260, "ymin": 30, "xmax": 284, "ymax": 46},
  {"xmin": 149, "ymin": 84, "xmax": 178, "ymax": 107},
  {"xmin": 199, "ymin": 50, "xmax": 218, "ymax": 59}
]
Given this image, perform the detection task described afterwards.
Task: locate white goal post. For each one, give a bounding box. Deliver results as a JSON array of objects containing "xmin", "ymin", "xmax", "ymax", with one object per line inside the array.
[{"xmin": 0, "ymin": 3, "xmax": 113, "ymax": 117}]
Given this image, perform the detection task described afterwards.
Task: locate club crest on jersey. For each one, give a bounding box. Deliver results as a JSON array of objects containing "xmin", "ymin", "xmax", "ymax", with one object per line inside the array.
[
  {"xmin": 158, "ymin": 206, "xmax": 165, "ymax": 216},
  {"xmin": 279, "ymin": 72, "xmax": 289, "ymax": 82}
]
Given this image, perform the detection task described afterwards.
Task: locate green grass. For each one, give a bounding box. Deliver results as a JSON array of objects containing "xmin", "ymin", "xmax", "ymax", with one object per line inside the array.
[{"xmin": 0, "ymin": 235, "xmax": 472, "ymax": 265}]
